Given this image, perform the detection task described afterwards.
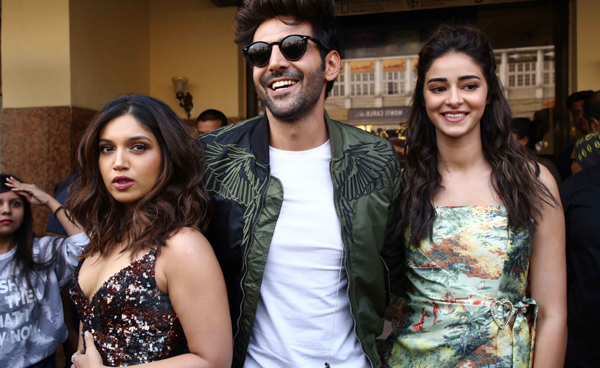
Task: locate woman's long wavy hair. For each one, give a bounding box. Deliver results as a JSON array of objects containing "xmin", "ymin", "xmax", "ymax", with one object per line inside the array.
[
  {"xmin": 399, "ymin": 25, "xmax": 557, "ymax": 248},
  {"xmin": 67, "ymin": 95, "xmax": 213, "ymax": 258},
  {"xmin": 0, "ymin": 174, "xmax": 62, "ymax": 295}
]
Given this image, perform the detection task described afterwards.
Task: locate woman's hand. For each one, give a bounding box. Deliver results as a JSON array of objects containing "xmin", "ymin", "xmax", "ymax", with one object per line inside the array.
[
  {"xmin": 5, "ymin": 177, "xmax": 54, "ymax": 207},
  {"xmin": 71, "ymin": 332, "xmax": 105, "ymax": 368}
]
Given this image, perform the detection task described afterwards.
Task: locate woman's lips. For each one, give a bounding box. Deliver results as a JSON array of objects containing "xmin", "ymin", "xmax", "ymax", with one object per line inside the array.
[
  {"xmin": 0, "ymin": 220, "xmax": 14, "ymax": 225},
  {"xmin": 441, "ymin": 112, "xmax": 469, "ymax": 123},
  {"xmin": 112, "ymin": 176, "xmax": 134, "ymax": 190}
]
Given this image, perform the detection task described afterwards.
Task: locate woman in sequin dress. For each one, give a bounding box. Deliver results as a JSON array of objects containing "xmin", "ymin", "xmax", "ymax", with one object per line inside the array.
[
  {"xmin": 383, "ymin": 25, "xmax": 567, "ymax": 367},
  {"xmin": 67, "ymin": 95, "xmax": 232, "ymax": 367}
]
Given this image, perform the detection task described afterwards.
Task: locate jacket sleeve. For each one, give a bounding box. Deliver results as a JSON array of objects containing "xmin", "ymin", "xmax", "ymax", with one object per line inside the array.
[{"xmin": 380, "ymin": 158, "xmax": 407, "ymax": 298}]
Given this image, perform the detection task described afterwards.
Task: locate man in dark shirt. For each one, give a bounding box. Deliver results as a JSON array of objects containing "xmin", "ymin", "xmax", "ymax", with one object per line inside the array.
[
  {"xmin": 556, "ymin": 91, "xmax": 594, "ymax": 181},
  {"xmin": 561, "ymin": 130, "xmax": 600, "ymax": 367}
]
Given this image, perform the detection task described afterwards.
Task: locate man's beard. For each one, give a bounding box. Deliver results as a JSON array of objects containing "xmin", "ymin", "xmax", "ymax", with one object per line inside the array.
[{"xmin": 257, "ymin": 63, "xmax": 325, "ymax": 123}]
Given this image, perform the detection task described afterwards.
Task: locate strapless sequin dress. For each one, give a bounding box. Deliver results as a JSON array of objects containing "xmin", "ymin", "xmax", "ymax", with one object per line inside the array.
[{"xmin": 70, "ymin": 248, "xmax": 186, "ymax": 367}]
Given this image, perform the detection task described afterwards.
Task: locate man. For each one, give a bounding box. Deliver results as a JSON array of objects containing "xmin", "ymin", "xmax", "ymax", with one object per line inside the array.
[
  {"xmin": 556, "ymin": 90, "xmax": 595, "ymax": 180},
  {"xmin": 561, "ymin": 131, "xmax": 600, "ymax": 367},
  {"xmin": 568, "ymin": 90, "xmax": 595, "ymax": 137},
  {"xmin": 198, "ymin": 1, "xmax": 401, "ymax": 367},
  {"xmin": 583, "ymin": 90, "xmax": 600, "ymax": 133},
  {"xmin": 196, "ymin": 108, "xmax": 228, "ymax": 134}
]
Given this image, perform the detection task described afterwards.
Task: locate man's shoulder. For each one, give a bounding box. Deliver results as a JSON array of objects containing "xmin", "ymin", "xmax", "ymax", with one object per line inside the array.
[
  {"xmin": 333, "ymin": 119, "xmax": 393, "ymax": 146},
  {"xmin": 198, "ymin": 115, "xmax": 262, "ymax": 145}
]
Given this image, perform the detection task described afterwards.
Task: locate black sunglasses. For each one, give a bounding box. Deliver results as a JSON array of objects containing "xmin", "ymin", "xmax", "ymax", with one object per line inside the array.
[{"xmin": 242, "ymin": 34, "xmax": 322, "ymax": 67}]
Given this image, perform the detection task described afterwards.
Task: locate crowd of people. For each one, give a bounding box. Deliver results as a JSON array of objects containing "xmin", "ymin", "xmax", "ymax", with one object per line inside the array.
[{"xmin": 0, "ymin": 0, "xmax": 597, "ymax": 367}]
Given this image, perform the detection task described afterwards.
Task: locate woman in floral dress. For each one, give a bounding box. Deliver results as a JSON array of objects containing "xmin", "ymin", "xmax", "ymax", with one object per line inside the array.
[{"xmin": 384, "ymin": 25, "xmax": 566, "ymax": 367}]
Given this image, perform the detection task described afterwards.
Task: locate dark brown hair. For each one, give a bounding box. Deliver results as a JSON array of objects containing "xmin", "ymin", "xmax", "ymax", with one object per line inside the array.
[
  {"xmin": 234, "ymin": 0, "xmax": 339, "ymax": 97},
  {"xmin": 399, "ymin": 25, "xmax": 557, "ymax": 247},
  {"xmin": 67, "ymin": 95, "xmax": 212, "ymax": 258}
]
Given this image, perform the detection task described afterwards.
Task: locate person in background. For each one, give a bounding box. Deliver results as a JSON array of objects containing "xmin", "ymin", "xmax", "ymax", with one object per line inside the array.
[
  {"xmin": 583, "ymin": 90, "xmax": 600, "ymax": 134},
  {"xmin": 384, "ymin": 25, "xmax": 566, "ymax": 367},
  {"xmin": 199, "ymin": 0, "xmax": 401, "ymax": 367},
  {"xmin": 196, "ymin": 109, "xmax": 228, "ymax": 135},
  {"xmin": 511, "ymin": 117, "xmax": 562, "ymax": 185},
  {"xmin": 0, "ymin": 174, "xmax": 87, "ymax": 368},
  {"xmin": 556, "ymin": 90, "xmax": 595, "ymax": 181},
  {"xmin": 46, "ymin": 171, "xmax": 78, "ymax": 237},
  {"xmin": 44, "ymin": 170, "xmax": 80, "ymax": 368},
  {"xmin": 560, "ymin": 132, "xmax": 600, "ymax": 368},
  {"xmin": 67, "ymin": 95, "xmax": 232, "ymax": 368},
  {"xmin": 570, "ymin": 91, "xmax": 600, "ymax": 176}
]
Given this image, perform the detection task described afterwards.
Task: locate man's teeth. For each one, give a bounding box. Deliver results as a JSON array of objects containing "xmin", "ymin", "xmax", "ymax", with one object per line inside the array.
[
  {"xmin": 271, "ymin": 80, "xmax": 297, "ymax": 90},
  {"xmin": 444, "ymin": 113, "xmax": 466, "ymax": 118}
]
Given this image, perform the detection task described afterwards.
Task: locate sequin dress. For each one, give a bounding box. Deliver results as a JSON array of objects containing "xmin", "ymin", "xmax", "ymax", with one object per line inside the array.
[
  {"xmin": 384, "ymin": 206, "xmax": 538, "ymax": 368},
  {"xmin": 70, "ymin": 248, "xmax": 186, "ymax": 367}
]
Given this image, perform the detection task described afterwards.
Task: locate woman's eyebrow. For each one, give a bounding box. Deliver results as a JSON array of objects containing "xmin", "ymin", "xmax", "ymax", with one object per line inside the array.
[
  {"xmin": 127, "ymin": 136, "xmax": 153, "ymax": 143},
  {"xmin": 427, "ymin": 75, "xmax": 482, "ymax": 84},
  {"xmin": 427, "ymin": 77, "xmax": 447, "ymax": 84},
  {"xmin": 458, "ymin": 75, "xmax": 481, "ymax": 81},
  {"xmin": 98, "ymin": 136, "xmax": 153, "ymax": 143}
]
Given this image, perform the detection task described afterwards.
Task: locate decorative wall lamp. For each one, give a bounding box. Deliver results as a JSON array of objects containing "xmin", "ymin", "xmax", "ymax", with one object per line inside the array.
[{"xmin": 171, "ymin": 76, "xmax": 194, "ymax": 119}]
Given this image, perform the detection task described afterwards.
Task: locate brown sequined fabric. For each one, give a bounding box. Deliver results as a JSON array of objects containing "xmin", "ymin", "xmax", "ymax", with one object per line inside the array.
[{"xmin": 70, "ymin": 248, "xmax": 186, "ymax": 367}]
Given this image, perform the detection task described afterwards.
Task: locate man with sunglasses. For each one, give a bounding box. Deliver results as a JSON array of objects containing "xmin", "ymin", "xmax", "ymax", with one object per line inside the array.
[{"xmin": 199, "ymin": 1, "xmax": 401, "ymax": 367}]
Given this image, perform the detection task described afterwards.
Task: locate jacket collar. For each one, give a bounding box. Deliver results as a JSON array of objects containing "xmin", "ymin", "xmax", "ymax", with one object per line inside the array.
[{"xmin": 249, "ymin": 110, "xmax": 343, "ymax": 166}]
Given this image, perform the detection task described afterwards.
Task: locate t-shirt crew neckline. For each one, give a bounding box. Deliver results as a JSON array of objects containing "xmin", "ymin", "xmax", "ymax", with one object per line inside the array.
[
  {"xmin": 0, "ymin": 245, "xmax": 17, "ymax": 260},
  {"xmin": 269, "ymin": 140, "xmax": 331, "ymax": 159}
]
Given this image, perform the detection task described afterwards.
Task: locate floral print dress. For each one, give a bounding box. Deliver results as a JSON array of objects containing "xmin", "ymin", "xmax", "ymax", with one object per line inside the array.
[{"xmin": 385, "ymin": 206, "xmax": 537, "ymax": 368}]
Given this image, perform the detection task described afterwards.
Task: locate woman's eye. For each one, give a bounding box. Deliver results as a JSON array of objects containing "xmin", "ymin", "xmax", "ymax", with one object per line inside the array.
[
  {"xmin": 464, "ymin": 84, "xmax": 479, "ymax": 91},
  {"xmin": 99, "ymin": 145, "xmax": 114, "ymax": 153},
  {"xmin": 430, "ymin": 86, "xmax": 446, "ymax": 93},
  {"xmin": 131, "ymin": 144, "xmax": 148, "ymax": 152},
  {"xmin": 11, "ymin": 201, "xmax": 21, "ymax": 207}
]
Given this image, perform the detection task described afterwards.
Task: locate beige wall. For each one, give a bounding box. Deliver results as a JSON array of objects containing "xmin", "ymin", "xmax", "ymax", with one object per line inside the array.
[
  {"xmin": 70, "ymin": 0, "xmax": 150, "ymax": 111},
  {"xmin": 1, "ymin": 0, "xmax": 71, "ymax": 108},
  {"xmin": 576, "ymin": 0, "xmax": 600, "ymax": 91},
  {"xmin": 149, "ymin": 0, "xmax": 241, "ymax": 119}
]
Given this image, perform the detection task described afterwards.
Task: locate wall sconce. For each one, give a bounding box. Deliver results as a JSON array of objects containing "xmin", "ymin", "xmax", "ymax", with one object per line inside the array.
[{"xmin": 172, "ymin": 76, "xmax": 194, "ymax": 119}]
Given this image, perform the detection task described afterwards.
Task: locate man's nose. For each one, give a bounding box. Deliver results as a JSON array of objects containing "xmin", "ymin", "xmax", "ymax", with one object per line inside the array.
[{"xmin": 268, "ymin": 45, "xmax": 290, "ymax": 72}]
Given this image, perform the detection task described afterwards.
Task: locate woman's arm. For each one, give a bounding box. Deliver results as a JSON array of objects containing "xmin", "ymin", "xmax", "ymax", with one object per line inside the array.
[
  {"xmin": 73, "ymin": 228, "xmax": 232, "ymax": 368},
  {"xmin": 529, "ymin": 165, "xmax": 567, "ymax": 367},
  {"xmin": 6, "ymin": 177, "xmax": 82, "ymax": 236}
]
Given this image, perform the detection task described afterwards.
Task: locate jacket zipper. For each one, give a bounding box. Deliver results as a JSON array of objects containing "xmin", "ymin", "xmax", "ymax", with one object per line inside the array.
[
  {"xmin": 232, "ymin": 169, "xmax": 271, "ymax": 347},
  {"xmin": 330, "ymin": 160, "xmax": 375, "ymax": 368}
]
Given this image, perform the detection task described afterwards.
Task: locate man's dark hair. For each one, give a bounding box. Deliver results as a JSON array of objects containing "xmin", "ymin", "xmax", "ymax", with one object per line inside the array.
[
  {"xmin": 234, "ymin": 0, "xmax": 339, "ymax": 98},
  {"xmin": 566, "ymin": 90, "xmax": 594, "ymax": 109},
  {"xmin": 583, "ymin": 91, "xmax": 600, "ymax": 121},
  {"xmin": 196, "ymin": 109, "xmax": 228, "ymax": 127}
]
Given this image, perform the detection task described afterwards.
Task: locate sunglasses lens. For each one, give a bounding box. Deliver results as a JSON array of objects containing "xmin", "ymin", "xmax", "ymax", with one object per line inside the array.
[
  {"xmin": 247, "ymin": 42, "xmax": 271, "ymax": 67},
  {"xmin": 281, "ymin": 35, "xmax": 307, "ymax": 61}
]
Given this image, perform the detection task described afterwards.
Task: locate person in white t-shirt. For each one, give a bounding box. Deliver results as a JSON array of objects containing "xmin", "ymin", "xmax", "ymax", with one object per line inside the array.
[{"xmin": 199, "ymin": 1, "xmax": 402, "ymax": 368}]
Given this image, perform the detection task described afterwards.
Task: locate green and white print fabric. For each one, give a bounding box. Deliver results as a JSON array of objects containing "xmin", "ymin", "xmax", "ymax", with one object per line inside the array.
[{"xmin": 385, "ymin": 206, "xmax": 537, "ymax": 368}]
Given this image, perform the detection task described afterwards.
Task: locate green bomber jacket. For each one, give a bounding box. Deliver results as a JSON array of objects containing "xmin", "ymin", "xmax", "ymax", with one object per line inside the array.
[{"xmin": 199, "ymin": 112, "xmax": 402, "ymax": 368}]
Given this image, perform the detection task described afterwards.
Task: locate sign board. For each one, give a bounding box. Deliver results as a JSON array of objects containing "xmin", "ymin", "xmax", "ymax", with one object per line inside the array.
[
  {"xmin": 350, "ymin": 61, "xmax": 375, "ymax": 73},
  {"xmin": 349, "ymin": 107, "xmax": 410, "ymax": 121},
  {"xmin": 336, "ymin": 0, "xmax": 537, "ymax": 17},
  {"xmin": 383, "ymin": 59, "xmax": 407, "ymax": 72}
]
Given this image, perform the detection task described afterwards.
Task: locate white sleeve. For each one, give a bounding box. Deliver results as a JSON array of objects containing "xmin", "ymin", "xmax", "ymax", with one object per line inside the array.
[{"xmin": 34, "ymin": 233, "xmax": 89, "ymax": 288}]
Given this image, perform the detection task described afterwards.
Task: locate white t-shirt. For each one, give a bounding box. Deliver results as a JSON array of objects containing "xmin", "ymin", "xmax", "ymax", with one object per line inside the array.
[{"xmin": 245, "ymin": 141, "xmax": 370, "ymax": 368}]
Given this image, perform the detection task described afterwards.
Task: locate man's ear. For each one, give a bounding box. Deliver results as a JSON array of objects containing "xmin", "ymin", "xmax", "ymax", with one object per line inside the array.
[
  {"xmin": 324, "ymin": 50, "xmax": 341, "ymax": 82},
  {"xmin": 591, "ymin": 118, "xmax": 600, "ymax": 133}
]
